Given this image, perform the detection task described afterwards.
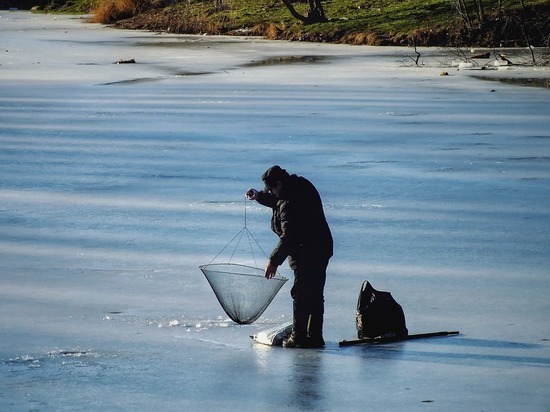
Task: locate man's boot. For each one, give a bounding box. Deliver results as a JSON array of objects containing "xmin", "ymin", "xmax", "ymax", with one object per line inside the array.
[
  {"xmin": 283, "ymin": 312, "xmax": 308, "ymax": 348},
  {"xmin": 307, "ymin": 314, "xmax": 325, "ymax": 348}
]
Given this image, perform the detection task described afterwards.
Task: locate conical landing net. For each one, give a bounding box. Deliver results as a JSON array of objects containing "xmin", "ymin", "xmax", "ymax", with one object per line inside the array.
[
  {"xmin": 199, "ymin": 200, "xmax": 288, "ymax": 324},
  {"xmin": 200, "ymin": 262, "xmax": 287, "ymax": 324}
]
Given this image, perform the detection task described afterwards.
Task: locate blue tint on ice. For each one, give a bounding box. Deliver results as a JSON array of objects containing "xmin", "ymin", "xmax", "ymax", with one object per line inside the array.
[{"xmin": 1, "ymin": 11, "xmax": 549, "ymax": 412}]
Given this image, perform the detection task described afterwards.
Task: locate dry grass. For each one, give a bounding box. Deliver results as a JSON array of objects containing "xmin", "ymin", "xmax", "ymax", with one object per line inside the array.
[{"xmin": 90, "ymin": 0, "xmax": 139, "ymax": 24}]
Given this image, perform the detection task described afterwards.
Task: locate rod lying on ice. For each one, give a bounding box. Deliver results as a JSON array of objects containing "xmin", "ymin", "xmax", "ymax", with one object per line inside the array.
[{"xmin": 339, "ymin": 330, "xmax": 460, "ymax": 347}]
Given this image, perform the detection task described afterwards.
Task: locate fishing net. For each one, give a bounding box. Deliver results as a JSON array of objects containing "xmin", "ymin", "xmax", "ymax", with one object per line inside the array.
[
  {"xmin": 199, "ymin": 200, "xmax": 288, "ymax": 324},
  {"xmin": 200, "ymin": 263, "xmax": 287, "ymax": 324}
]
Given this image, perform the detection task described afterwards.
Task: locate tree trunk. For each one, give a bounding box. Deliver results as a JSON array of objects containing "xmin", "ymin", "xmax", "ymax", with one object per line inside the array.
[
  {"xmin": 476, "ymin": 0, "xmax": 485, "ymax": 24},
  {"xmin": 307, "ymin": 0, "xmax": 327, "ymax": 22},
  {"xmin": 281, "ymin": 0, "xmax": 328, "ymax": 24}
]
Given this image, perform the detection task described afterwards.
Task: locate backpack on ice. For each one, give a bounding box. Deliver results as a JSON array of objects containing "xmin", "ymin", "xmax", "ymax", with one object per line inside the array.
[{"xmin": 355, "ymin": 281, "xmax": 408, "ymax": 339}]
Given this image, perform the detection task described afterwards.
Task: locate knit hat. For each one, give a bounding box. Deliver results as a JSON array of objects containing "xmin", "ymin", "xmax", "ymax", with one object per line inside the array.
[{"xmin": 262, "ymin": 165, "xmax": 288, "ymax": 193}]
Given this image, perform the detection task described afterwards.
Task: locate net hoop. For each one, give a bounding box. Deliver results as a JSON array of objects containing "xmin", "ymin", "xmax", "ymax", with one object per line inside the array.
[{"xmin": 199, "ymin": 263, "xmax": 287, "ymax": 281}]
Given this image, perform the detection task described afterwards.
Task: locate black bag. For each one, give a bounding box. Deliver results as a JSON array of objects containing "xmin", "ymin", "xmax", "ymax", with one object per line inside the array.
[{"xmin": 355, "ymin": 281, "xmax": 408, "ymax": 339}]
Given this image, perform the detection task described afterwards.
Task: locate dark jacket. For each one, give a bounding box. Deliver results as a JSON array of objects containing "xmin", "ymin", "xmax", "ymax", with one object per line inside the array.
[{"xmin": 257, "ymin": 174, "xmax": 333, "ymax": 269}]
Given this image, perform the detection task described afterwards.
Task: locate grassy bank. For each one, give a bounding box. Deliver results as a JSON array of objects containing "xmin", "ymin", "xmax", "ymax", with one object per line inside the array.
[{"xmin": 41, "ymin": 0, "xmax": 550, "ymax": 47}]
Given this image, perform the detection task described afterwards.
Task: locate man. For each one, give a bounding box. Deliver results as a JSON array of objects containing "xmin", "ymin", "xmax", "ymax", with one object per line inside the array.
[{"xmin": 246, "ymin": 166, "xmax": 333, "ymax": 348}]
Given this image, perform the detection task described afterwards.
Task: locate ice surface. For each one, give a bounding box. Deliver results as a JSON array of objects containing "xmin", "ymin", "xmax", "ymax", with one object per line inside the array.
[{"xmin": 1, "ymin": 11, "xmax": 549, "ymax": 411}]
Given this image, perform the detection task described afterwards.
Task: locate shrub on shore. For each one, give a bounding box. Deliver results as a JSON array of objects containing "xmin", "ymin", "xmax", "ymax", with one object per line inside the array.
[{"xmin": 89, "ymin": 0, "xmax": 140, "ymax": 24}]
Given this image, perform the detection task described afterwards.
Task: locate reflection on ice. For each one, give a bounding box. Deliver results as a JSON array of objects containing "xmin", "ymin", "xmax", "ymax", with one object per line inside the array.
[{"xmin": 430, "ymin": 337, "xmax": 542, "ymax": 349}]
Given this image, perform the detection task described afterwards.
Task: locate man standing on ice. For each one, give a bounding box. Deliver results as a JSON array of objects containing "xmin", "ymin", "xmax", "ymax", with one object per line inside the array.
[{"xmin": 246, "ymin": 166, "xmax": 333, "ymax": 348}]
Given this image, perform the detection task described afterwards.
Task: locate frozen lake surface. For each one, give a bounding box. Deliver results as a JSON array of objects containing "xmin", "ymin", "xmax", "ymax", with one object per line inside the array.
[{"xmin": 1, "ymin": 11, "xmax": 549, "ymax": 411}]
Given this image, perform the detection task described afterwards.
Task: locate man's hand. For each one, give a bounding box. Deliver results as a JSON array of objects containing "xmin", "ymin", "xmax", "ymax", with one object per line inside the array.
[
  {"xmin": 264, "ymin": 261, "xmax": 278, "ymax": 279},
  {"xmin": 246, "ymin": 188, "xmax": 259, "ymax": 200}
]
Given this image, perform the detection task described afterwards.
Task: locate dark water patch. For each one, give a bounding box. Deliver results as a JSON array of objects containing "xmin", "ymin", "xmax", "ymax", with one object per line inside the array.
[
  {"xmin": 398, "ymin": 121, "xmax": 439, "ymax": 125},
  {"xmin": 385, "ymin": 112, "xmax": 422, "ymax": 117},
  {"xmin": 472, "ymin": 75, "xmax": 550, "ymax": 89},
  {"xmin": 355, "ymin": 341, "xmax": 550, "ymax": 366},
  {"xmin": 242, "ymin": 55, "xmax": 331, "ymax": 68},
  {"xmin": 508, "ymin": 156, "xmax": 550, "ymax": 161},
  {"xmin": 526, "ymin": 135, "xmax": 550, "ymax": 139},
  {"xmin": 98, "ymin": 71, "xmax": 214, "ymax": 85},
  {"xmin": 426, "ymin": 337, "xmax": 541, "ymax": 349},
  {"xmin": 99, "ymin": 77, "xmax": 164, "ymax": 85},
  {"xmin": 173, "ymin": 71, "xmax": 214, "ymax": 77}
]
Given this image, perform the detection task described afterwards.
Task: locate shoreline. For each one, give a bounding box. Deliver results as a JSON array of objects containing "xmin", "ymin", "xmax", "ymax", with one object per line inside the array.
[{"xmin": 1, "ymin": 10, "xmax": 548, "ymax": 89}]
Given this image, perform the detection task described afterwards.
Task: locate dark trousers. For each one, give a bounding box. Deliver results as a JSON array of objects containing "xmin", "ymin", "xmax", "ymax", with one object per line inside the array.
[{"xmin": 290, "ymin": 258, "xmax": 328, "ymax": 340}]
